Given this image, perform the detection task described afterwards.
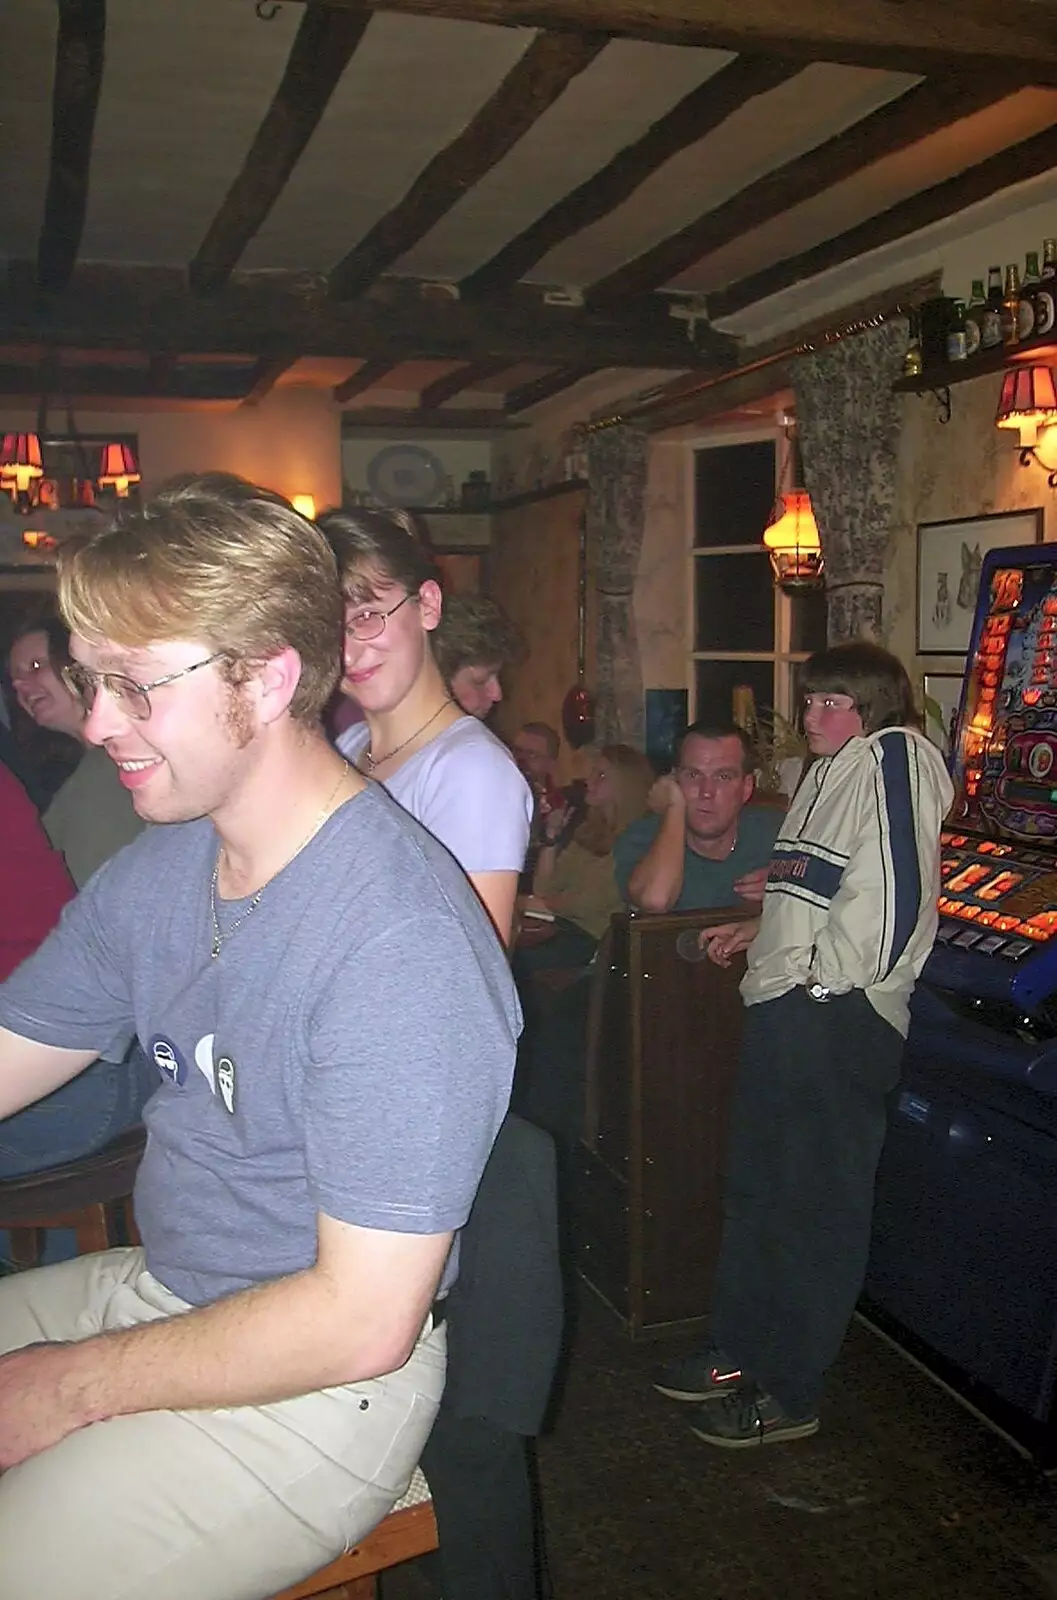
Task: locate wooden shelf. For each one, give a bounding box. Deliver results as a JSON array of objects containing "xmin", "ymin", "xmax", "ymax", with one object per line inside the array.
[
  {"xmin": 364, "ymin": 480, "xmax": 588, "ymax": 519},
  {"xmin": 488, "ymin": 479, "xmax": 587, "ymax": 512},
  {"xmin": 894, "ymin": 333, "xmax": 1057, "ymax": 395},
  {"xmin": 418, "ymin": 506, "xmax": 490, "ymax": 517}
]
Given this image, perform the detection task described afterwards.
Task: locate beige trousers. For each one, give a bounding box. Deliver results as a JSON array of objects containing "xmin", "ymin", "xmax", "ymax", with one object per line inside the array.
[{"xmin": 0, "ymin": 1248, "xmax": 446, "ymax": 1600}]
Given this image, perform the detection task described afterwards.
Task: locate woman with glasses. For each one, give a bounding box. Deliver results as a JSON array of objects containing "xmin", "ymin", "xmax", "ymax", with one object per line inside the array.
[
  {"xmin": 0, "ymin": 628, "xmax": 152, "ymax": 1218},
  {"xmin": 319, "ymin": 508, "xmax": 532, "ymax": 945},
  {"xmin": 8, "ymin": 618, "xmax": 144, "ymax": 887}
]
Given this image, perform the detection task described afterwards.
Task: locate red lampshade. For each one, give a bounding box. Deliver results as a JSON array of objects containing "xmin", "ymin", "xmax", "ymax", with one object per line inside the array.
[
  {"xmin": 98, "ymin": 441, "xmax": 141, "ymax": 495},
  {"xmin": 0, "ymin": 432, "xmax": 44, "ymax": 492},
  {"xmin": 995, "ymin": 365, "xmax": 1057, "ymax": 445}
]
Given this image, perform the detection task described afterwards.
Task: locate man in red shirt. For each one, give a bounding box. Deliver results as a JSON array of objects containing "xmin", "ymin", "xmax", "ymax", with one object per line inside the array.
[{"xmin": 0, "ymin": 760, "xmax": 74, "ymax": 981}]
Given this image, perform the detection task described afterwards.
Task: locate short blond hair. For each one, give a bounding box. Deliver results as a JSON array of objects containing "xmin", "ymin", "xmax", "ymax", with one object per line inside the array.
[{"xmin": 58, "ymin": 473, "xmax": 342, "ymax": 723}]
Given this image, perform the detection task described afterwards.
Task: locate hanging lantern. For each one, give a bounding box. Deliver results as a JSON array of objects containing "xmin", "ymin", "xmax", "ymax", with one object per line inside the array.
[
  {"xmin": 763, "ymin": 490, "xmax": 824, "ymax": 593},
  {"xmin": 0, "ymin": 433, "xmax": 44, "ymax": 494},
  {"xmin": 98, "ymin": 441, "xmax": 141, "ymax": 497}
]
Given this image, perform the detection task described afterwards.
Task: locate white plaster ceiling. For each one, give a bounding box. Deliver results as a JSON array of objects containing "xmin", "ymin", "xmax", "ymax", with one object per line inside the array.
[{"xmin": 5, "ymin": 0, "xmax": 1057, "ymax": 411}]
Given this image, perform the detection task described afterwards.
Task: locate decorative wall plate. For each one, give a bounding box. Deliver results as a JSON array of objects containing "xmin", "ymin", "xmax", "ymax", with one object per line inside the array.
[{"xmin": 366, "ymin": 444, "xmax": 447, "ymax": 507}]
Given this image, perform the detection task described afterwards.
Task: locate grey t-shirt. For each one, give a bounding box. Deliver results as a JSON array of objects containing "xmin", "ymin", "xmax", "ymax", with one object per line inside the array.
[{"xmin": 0, "ymin": 784, "xmax": 520, "ymax": 1306}]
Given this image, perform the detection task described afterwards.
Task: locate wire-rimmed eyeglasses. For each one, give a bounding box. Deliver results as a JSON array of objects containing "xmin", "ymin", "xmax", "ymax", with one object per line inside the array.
[
  {"xmin": 344, "ymin": 592, "xmax": 417, "ymax": 643},
  {"xmin": 62, "ymin": 651, "xmax": 227, "ymax": 722}
]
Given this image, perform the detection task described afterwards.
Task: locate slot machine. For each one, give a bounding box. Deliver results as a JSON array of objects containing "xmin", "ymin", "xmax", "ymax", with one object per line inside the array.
[{"xmin": 863, "ymin": 542, "xmax": 1057, "ymax": 1467}]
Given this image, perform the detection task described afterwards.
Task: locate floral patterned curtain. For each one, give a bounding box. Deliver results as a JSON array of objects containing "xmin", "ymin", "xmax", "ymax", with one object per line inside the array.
[
  {"xmin": 587, "ymin": 423, "xmax": 649, "ymax": 745},
  {"xmin": 793, "ymin": 319, "xmax": 906, "ymax": 644}
]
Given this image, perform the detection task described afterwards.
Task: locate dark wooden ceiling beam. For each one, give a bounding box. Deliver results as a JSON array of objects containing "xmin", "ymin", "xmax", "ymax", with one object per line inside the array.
[
  {"xmin": 313, "ymin": 0, "xmax": 1057, "ymax": 81},
  {"xmin": 333, "ymin": 359, "xmax": 399, "ymax": 403},
  {"xmin": 709, "ymin": 122, "xmax": 1057, "ymax": 320},
  {"xmin": 419, "ymin": 359, "xmax": 510, "ymax": 407},
  {"xmin": 147, "ymin": 353, "xmax": 176, "ymax": 394},
  {"xmin": 506, "ymin": 367, "xmax": 595, "ymax": 413},
  {"xmin": 589, "ymin": 76, "xmax": 1021, "ymax": 305},
  {"xmin": 0, "ymin": 363, "xmax": 253, "ymax": 404},
  {"xmin": 189, "ymin": 5, "xmax": 371, "ymax": 294},
  {"xmin": 240, "ymin": 356, "xmax": 298, "ymax": 406},
  {"xmin": 328, "ymin": 30, "xmax": 609, "ymax": 299},
  {"xmin": 3, "ymin": 266, "xmax": 737, "ymax": 369},
  {"xmin": 37, "ymin": 0, "xmax": 107, "ymax": 293},
  {"xmin": 461, "ymin": 54, "xmax": 802, "ymax": 298},
  {"xmin": 341, "ymin": 407, "xmax": 514, "ymax": 429}
]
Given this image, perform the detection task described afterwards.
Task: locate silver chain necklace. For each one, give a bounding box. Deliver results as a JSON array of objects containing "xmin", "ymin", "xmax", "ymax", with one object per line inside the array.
[
  {"xmin": 360, "ymin": 698, "xmax": 454, "ymax": 773},
  {"xmin": 209, "ymin": 761, "xmax": 349, "ymax": 959}
]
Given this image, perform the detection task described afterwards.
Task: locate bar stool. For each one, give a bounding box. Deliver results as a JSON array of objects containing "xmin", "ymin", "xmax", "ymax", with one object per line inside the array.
[
  {"xmin": 267, "ymin": 1468, "xmax": 437, "ymax": 1600},
  {"xmin": 0, "ymin": 1124, "xmax": 146, "ymax": 1269}
]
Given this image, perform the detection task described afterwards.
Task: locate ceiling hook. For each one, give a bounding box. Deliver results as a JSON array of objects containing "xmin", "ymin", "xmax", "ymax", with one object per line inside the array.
[
  {"xmin": 931, "ymin": 386, "xmax": 952, "ymax": 426},
  {"xmin": 255, "ymin": 1, "xmax": 281, "ymax": 19}
]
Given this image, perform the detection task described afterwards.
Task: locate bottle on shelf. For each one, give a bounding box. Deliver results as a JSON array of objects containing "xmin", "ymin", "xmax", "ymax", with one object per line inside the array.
[
  {"xmin": 1036, "ymin": 238, "xmax": 1057, "ymax": 337},
  {"xmin": 903, "ymin": 308, "xmax": 923, "ymax": 378},
  {"xmin": 1021, "ymin": 252, "xmax": 1041, "ymax": 340},
  {"xmin": 964, "ymin": 279, "xmax": 986, "ymax": 358},
  {"xmin": 946, "ymin": 300, "xmax": 968, "ymax": 363},
  {"xmin": 1001, "ymin": 264, "xmax": 1024, "ymax": 347},
  {"xmin": 981, "ymin": 265, "xmax": 1004, "ymax": 350}
]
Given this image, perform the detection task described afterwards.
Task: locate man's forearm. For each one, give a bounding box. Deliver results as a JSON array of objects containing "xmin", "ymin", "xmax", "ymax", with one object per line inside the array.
[
  {"xmin": 0, "ymin": 1028, "xmax": 99, "ymax": 1120},
  {"xmin": 54, "ymin": 1236, "xmax": 449, "ymax": 1431},
  {"xmin": 627, "ymin": 812, "xmax": 686, "ymax": 912}
]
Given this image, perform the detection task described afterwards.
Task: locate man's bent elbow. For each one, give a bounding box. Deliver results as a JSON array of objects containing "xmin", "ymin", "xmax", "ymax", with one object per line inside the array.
[{"xmin": 628, "ymin": 881, "xmax": 678, "ymax": 915}]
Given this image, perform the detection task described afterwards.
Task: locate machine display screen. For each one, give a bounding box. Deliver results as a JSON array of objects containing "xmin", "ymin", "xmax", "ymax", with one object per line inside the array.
[
  {"xmin": 939, "ymin": 544, "xmax": 1057, "ymax": 958},
  {"xmin": 952, "ymin": 550, "xmax": 1057, "ymax": 844}
]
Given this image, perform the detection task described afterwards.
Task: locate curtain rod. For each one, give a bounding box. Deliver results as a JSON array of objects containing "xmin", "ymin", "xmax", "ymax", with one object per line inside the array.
[{"xmin": 586, "ymin": 301, "xmax": 913, "ymax": 435}]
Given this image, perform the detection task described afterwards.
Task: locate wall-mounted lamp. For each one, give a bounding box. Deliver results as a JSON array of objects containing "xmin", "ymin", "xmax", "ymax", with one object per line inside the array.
[
  {"xmin": 763, "ymin": 490, "xmax": 824, "ymax": 593},
  {"xmin": 995, "ymin": 365, "xmax": 1057, "ymax": 484},
  {"xmin": 291, "ymin": 494, "xmax": 316, "ymax": 520},
  {"xmin": 0, "ymin": 432, "xmax": 44, "ymax": 500},
  {"xmin": 97, "ymin": 442, "xmax": 141, "ymax": 497}
]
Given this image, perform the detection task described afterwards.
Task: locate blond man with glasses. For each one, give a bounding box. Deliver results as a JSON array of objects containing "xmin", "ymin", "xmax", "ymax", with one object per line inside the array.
[{"xmin": 0, "ymin": 473, "xmax": 519, "ymax": 1600}]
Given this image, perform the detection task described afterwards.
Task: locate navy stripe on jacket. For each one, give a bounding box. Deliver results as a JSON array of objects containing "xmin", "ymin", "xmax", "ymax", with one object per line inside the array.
[{"xmin": 877, "ymin": 732, "xmax": 921, "ymax": 978}]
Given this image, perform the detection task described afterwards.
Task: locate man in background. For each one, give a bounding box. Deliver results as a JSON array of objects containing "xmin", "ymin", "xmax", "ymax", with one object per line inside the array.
[{"xmin": 614, "ymin": 722, "xmax": 778, "ymax": 913}]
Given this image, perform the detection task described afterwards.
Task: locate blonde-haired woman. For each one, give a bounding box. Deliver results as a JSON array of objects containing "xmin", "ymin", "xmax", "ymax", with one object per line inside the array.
[{"xmin": 519, "ymin": 743, "xmax": 654, "ymax": 972}]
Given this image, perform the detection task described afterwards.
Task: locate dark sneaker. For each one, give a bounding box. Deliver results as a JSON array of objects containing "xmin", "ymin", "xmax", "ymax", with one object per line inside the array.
[
  {"xmin": 652, "ymin": 1344, "xmax": 744, "ymax": 1403},
  {"xmin": 687, "ymin": 1387, "xmax": 819, "ymax": 1448}
]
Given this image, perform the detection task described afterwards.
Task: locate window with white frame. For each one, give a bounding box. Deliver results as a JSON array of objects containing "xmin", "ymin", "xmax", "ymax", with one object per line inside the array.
[{"xmin": 690, "ymin": 435, "xmax": 827, "ymax": 723}]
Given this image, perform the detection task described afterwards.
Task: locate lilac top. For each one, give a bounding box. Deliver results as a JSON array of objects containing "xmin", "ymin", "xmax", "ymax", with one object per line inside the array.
[{"xmin": 338, "ymin": 715, "xmax": 532, "ymax": 876}]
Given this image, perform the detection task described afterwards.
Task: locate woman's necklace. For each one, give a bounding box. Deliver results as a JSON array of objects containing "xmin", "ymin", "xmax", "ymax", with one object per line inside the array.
[
  {"xmin": 209, "ymin": 761, "xmax": 349, "ymax": 960},
  {"xmin": 360, "ymin": 698, "xmax": 454, "ymax": 773}
]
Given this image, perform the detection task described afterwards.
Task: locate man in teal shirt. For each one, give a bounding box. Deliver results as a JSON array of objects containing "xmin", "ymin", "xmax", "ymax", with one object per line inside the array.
[{"xmin": 614, "ymin": 722, "xmax": 780, "ymax": 912}]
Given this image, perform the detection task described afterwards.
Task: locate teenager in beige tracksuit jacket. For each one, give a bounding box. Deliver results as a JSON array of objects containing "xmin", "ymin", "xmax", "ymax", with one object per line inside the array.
[{"xmin": 654, "ymin": 643, "xmax": 952, "ymax": 1448}]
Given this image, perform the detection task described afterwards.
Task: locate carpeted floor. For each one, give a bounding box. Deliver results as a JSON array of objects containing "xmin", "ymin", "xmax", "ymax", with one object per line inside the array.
[{"xmin": 386, "ymin": 1284, "xmax": 1057, "ymax": 1600}]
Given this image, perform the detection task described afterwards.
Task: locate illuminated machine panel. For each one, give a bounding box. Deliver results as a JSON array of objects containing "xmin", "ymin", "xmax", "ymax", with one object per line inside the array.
[
  {"xmin": 930, "ymin": 544, "xmax": 1057, "ymax": 1008},
  {"xmin": 951, "ymin": 548, "xmax": 1057, "ymax": 841},
  {"xmin": 865, "ymin": 540, "xmax": 1057, "ymax": 1469}
]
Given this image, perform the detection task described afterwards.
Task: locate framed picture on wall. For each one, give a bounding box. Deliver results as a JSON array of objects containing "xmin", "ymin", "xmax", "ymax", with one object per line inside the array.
[
  {"xmin": 922, "ymin": 672, "xmax": 963, "ymax": 756},
  {"xmin": 916, "ymin": 508, "xmax": 1043, "ymax": 654},
  {"xmin": 644, "ymin": 688, "xmax": 688, "ymax": 774}
]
